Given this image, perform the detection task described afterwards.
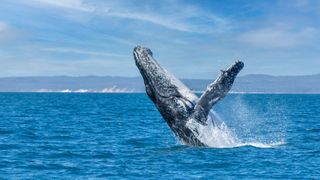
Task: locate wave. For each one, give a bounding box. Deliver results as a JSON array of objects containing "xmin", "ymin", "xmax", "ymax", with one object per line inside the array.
[{"xmin": 235, "ymin": 141, "xmax": 286, "ymax": 148}]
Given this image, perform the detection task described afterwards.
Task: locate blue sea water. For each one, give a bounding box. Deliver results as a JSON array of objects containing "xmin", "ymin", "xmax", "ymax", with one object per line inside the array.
[{"xmin": 0, "ymin": 93, "xmax": 319, "ymax": 179}]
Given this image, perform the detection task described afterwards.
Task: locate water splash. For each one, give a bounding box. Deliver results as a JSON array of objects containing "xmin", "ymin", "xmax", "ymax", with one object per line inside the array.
[{"xmin": 186, "ymin": 110, "xmax": 286, "ymax": 148}]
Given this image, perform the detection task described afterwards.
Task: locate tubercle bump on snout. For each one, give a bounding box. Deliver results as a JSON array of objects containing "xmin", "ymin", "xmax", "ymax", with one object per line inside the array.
[
  {"xmin": 133, "ymin": 46, "xmax": 141, "ymax": 52},
  {"xmin": 133, "ymin": 46, "xmax": 153, "ymax": 57}
]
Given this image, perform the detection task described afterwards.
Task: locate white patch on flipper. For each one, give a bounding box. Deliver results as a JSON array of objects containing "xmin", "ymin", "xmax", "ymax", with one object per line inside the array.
[{"xmin": 163, "ymin": 69, "xmax": 198, "ymax": 103}]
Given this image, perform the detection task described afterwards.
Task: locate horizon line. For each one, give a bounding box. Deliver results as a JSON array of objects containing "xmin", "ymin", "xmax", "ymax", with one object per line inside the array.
[{"xmin": 1, "ymin": 91, "xmax": 320, "ymax": 95}]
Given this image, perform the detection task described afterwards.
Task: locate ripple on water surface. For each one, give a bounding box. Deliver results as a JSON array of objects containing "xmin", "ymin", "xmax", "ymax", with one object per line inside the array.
[{"xmin": 0, "ymin": 93, "xmax": 319, "ymax": 179}]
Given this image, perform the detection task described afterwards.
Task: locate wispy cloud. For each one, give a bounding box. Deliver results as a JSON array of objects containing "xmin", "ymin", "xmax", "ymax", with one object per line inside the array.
[
  {"xmin": 41, "ymin": 47, "xmax": 128, "ymax": 57},
  {"xmin": 0, "ymin": 21, "xmax": 8, "ymax": 31},
  {"xmin": 0, "ymin": 21, "xmax": 24, "ymax": 42},
  {"xmin": 22, "ymin": 0, "xmax": 230, "ymax": 33},
  {"xmin": 105, "ymin": 10, "xmax": 229, "ymax": 33},
  {"xmin": 105, "ymin": 11, "xmax": 192, "ymax": 32},
  {"xmin": 238, "ymin": 26, "xmax": 318, "ymax": 48},
  {"xmin": 30, "ymin": 0, "xmax": 93, "ymax": 12},
  {"xmin": 101, "ymin": 2, "xmax": 230, "ymax": 33}
]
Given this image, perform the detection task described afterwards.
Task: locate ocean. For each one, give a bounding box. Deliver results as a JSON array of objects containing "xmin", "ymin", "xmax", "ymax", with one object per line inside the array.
[{"xmin": 0, "ymin": 93, "xmax": 319, "ymax": 179}]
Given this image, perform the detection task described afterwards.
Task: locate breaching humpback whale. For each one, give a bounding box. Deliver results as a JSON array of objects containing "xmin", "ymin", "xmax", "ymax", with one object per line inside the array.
[{"xmin": 133, "ymin": 46, "xmax": 244, "ymax": 146}]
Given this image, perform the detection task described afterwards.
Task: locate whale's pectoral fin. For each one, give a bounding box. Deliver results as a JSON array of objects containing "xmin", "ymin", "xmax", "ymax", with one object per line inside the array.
[{"xmin": 192, "ymin": 61, "xmax": 244, "ymax": 124}]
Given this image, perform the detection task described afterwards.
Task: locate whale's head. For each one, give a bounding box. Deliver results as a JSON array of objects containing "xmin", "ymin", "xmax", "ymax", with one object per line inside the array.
[{"xmin": 134, "ymin": 46, "xmax": 197, "ymax": 126}]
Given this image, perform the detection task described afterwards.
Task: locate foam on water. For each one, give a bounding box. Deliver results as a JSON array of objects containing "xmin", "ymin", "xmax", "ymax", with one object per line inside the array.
[
  {"xmin": 237, "ymin": 141, "xmax": 286, "ymax": 148},
  {"xmin": 186, "ymin": 110, "xmax": 285, "ymax": 148}
]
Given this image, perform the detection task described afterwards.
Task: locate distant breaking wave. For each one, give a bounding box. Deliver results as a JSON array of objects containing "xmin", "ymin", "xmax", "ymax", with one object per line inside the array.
[{"xmin": 36, "ymin": 86, "xmax": 135, "ymax": 93}]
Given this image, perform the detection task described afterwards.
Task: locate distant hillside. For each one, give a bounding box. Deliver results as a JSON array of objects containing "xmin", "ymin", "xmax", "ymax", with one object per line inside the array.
[
  {"xmin": 0, "ymin": 76, "xmax": 143, "ymax": 92},
  {"xmin": 183, "ymin": 74, "xmax": 320, "ymax": 93},
  {"xmin": 234, "ymin": 74, "xmax": 320, "ymax": 93},
  {"xmin": 0, "ymin": 74, "xmax": 320, "ymax": 93}
]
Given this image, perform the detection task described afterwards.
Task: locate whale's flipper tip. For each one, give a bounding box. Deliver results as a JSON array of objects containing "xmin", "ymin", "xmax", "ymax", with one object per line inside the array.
[
  {"xmin": 193, "ymin": 61, "xmax": 244, "ymax": 123},
  {"xmin": 232, "ymin": 60, "xmax": 244, "ymax": 73},
  {"xmin": 235, "ymin": 60, "xmax": 244, "ymax": 67}
]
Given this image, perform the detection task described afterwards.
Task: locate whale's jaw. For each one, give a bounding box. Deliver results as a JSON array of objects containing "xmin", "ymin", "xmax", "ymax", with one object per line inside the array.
[
  {"xmin": 133, "ymin": 46, "xmax": 199, "ymax": 139},
  {"xmin": 133, "ymin": 46, "xmax": 197, "ymax": 103},
  {"xmin": 133, "ymin": 46, "xmax": 244, "ymax": 146}
]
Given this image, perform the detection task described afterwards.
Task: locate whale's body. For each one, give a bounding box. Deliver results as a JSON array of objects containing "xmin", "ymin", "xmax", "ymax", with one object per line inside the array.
[{"xmin": 133, "ymin": 46, "xmax": 243, "ymax": 146}]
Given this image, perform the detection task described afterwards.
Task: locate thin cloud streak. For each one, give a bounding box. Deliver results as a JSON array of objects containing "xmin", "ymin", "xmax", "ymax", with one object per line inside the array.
[
  {"xmin": 0, "ymin": 21, "xmax": 24, "ymax": 42},
  {"xmin": 0, "ymin": 21, "xmax": 8, "ymax": 31},
  {"xmin": 30, "ymin": 0, "xmax": 94, "ymax": 12},
  {"xmin": 41, "ymin": 47, "xmax": 128, "ymax": 57},
  {"xmin": 101, "ymin": 2, "xmax": 230, "ymax": 33},
  {"xmin": 105, "ymin": 11, "xmax": 193, "ymax": 32},
  {"xmin": 23, "ymin": 0, "xmax": 230, "ymax": 33},
  {"xmin": 238, "ymin": 26, "xmax": 318, "ymax": 48}
]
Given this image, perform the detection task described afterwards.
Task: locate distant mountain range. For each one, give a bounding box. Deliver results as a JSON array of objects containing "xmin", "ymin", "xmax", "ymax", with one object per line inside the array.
[{"xmin": 0, "ymin": 74, "xmax": 320, "ymax": 93}]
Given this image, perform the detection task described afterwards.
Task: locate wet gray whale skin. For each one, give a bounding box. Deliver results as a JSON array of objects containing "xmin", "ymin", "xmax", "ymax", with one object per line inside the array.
[{"xmin": 133, "ymin": 46, "xmax": 244, "ymax": 146}]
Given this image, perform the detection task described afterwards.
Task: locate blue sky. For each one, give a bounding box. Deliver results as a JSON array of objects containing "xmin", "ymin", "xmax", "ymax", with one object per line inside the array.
[{"xmin": 0, "ymin": 0, "xmax": 319, "ymax": 78}]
